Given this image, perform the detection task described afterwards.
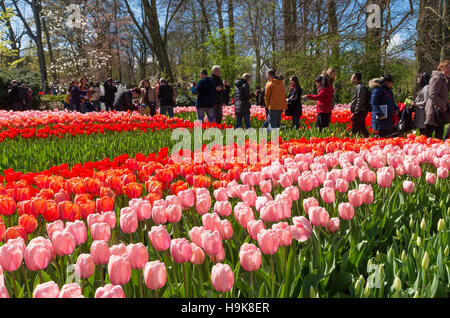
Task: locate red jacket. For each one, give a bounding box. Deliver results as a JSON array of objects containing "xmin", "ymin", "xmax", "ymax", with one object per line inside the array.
[{"xmin": 307, "ymin": 85, "xmax": 334, "ymax": 114}]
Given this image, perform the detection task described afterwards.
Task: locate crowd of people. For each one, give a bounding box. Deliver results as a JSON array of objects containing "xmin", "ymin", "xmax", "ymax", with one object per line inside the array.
[
  {"xmin": 7, "ymin": 80, "xmax": 34, "ymax": 111},
  {"xmin": 11, "ymin": 59, "xmax": 449, "ymax": 140}
]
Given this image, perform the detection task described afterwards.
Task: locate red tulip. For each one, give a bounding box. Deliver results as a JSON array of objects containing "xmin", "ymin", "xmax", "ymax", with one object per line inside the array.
[{"xmin": 18, "ymin": 214, "xmax": 38, "ymax": 234}]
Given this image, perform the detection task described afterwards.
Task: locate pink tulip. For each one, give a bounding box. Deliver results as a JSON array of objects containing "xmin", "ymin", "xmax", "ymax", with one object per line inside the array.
[
  {"xmin": 46, "ymin": 220, "xmax": 64, "ymax": 241},
  {"xmin": 202, "ymin": 230, "xmax": 222, "ymax": 256},
  {"xmin": 33, "ymin": 281, "xmax": 60, "ymax": 298},
  {"xmin": 335, "ymin": 179, "xmax": 349, "ymax": 193},
  {"xmin": 0, "ymin": 243, "xmax": 23, "ymax": 272},
  {"xmin": 320, "ymin": 187, "xmax": 335, "ymax": 204},
  {"xmin": 109, "ymin": 243, "xmax": 127, "ymax": 257},
  {"xmin": 242, "ymin": 191, "xmax": 257, "ymax": 207},
  {"xmin": 323, "ymin": 180, "xmax": 335, "ymax": 189},
  {"xmin": 218, "ymin": 219, "xmax": 233, "ymax": 240},
  {"xmin": 144, "ymin": 260, "xmax": 166, "ymax": 290},
  {"xmin": 279, "ymin": 173, "xmax": 293, "ymax": 188},
  {"xmin": 75, "ymin": 254, "xmax": 95, "ymax": 279},
  {"xmin": 59, "ymin": 283, "xmax": 84, "ymax": 298},
  {"xmin": 95, "ymin": 284, "xmax": 125, "ymax": 298},
  {"xmin": 188, "ymin": 226, "xmax": 204, "ymax": 248},
  {"xmin": 247, "ymin": 220, "xmax": 265, "ymax": 240},
  {"xmin": 90, "ymin": 240, "xmax": 110, "ymax": 265},
  {"xmin": 24, "ymin": 240, "xmax": 51, "ymax": 271},
  {"xmin": 437, "ymin": 167, "xmax": 449, "ymax": 179},
  {"xmin": 101, "ymin": 211, "xmax": 117, "ymax": 229},
  {"xmin": 425, "ymin": 172, "xmax": 436, "ymax": 184},
  {"xmin": 51, "ymin": 230, "xmax": 76, "ymax": 257},
  {"xmin": 166, "ymin": 195, "xmax": 182, "ymax": 207},
  {"xmin": 148, "ymin": 225, "xmax": 171, "ymax": 252},
  {"xmin": 28, "ymin": 236, "xmax": 55, "ymax": 259},
  {"xmin": 284, "ymin": 186, "xmax": 299, "ymax": 201},
  {"xmin": 212, "ymin": 244, "xmax": 226, "ymax": 263},
  {"xmin": 108, "ymin": 255, "xmax": 131, "ymax": 285},
  {"xmin": 7, "ymin": 237, "xmax": 26, "ymax": 256},
  {"xmin": 303, "ymin": 197, "xmax": 319, "ymax": 215},
  {"xmin": 259, "ymin": 180, "xmax": 272, "ymax": 193},
  {"xmin": 260, "ymin": 201, "xmax": 283, "ymax": 223},
  {"xmin": 255, "ymin": 196, "xmax": 269, "ymax": 212},
  {"xmin": 196, "ymin": 198, "xmax": 211, "ymax": 216},
  {"xmin": 338, "ymin": 203, "xmax": 355, "ymax": 220},
  {"xmin": 214, "ymin": 188, "xmax": 229, "ymax": 201},
  {"xmin": 377, "ymin": 170, "xmax": 392, "ymax": 188},
  {"xmin": 342, "ymin": 166, "xmax": 358, "ymax": 182},
  {"xmin": 126, "ymin": 243, "xmax": 149, "ymax": 269},
  {"xmin": 257, "ymin": 229, "xmax": 279, "ymax": 255},
  {"xmin": 239, "ymin": 243, "xmax": 261, "ymax": 272},
  {"xmin": 402, "ymin": 180, "xmax": 415, "ymax": 194},
  {"xmin": 359, "ymin": 168, "xmax": 376, "ymax": 184},
  {"xmin": 0, "ymin": 285, "xmax": 9, "ymax": 298},
  {"xmin": 87, "ymin": 214, "xmax": 103, "ymax": 230},
  {"xmin": 272, "ymin": 222, "xmax": 292, "ymax": 247},
  {"xmin": 214, "ymin": 201, "xmax": 232, "ymax": 217},
  {"xmin": 358, "ymin": 184, "xmax": 374, "ymax": 205},
  {"xmin": 91, "ymin": 222, "xmax": 111, "ymax": 241},
  {"xmin": 178, "ymin": 189, "xmax": 195, "ymax": 209},
  {"xmin": 134, "ymin": 200, "xmax": 152, "ymax": 221},
  {"xmin": 170, "ymin": 238, "xmax": 193, "ymax": 263},
  {"xmin": 151, "ymin": 205, "xmax": 167, "ymax": 225},
  {"xmin": 64, "ymin": 220, "xmax": 88, "ymax": 246},
  {"xmin": 291, "ymin": 217, "xmax": 312, "ymax": 242},
  {"xmin": 120, "ymin": 211, "xmax": 138, "ymax": 234},
  {"xmin": 308, "ymin": 207, "xmax": 329, "ymax": 227},
  {"xmin": 202, "ymin": 213, "xmax": 221, "ymax": 232},
  {"xmin": 348, "ymin": 190, "xmax": 363, "ymax": 208},
  {"xmin": 234, "ymin": 202, "xmax": 255, "ymax": 228},
  {"xmin": 298, "ymin": 174, "xmax": 314, "ymax": 192},
  {"xmin": 166, "ymin": 204, "xmax": 182, "ymax": 223},
  {"xmin": 211, "ymin": 263, "xmax": 234, "ymax": 293},
  {"xmin": 327, "ymin": 217, "xmax": 340, "ymax": 233},
  {"xmin": 190, "ymin": 243, "xmax": 205, "ymax": 265}
]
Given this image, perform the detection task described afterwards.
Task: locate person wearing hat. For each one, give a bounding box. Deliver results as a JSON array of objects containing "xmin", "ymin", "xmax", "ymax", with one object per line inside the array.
[
  {"xmin": 103, "ymin": 78, "xmax": 117, "ymax": 111},
  {"xmin": 369, "ymin": 74, "xmax": 399, "ymax": 138}
]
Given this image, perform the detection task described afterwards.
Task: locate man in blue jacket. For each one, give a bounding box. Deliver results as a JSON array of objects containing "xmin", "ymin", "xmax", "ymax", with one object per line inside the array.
[
  {"xmin": 190, "ymin": 69, "xmax": 215, "ymax": 123},
  {"xmin": 369, "ymin": 74, "xmax": 399, "ymax": 138}
]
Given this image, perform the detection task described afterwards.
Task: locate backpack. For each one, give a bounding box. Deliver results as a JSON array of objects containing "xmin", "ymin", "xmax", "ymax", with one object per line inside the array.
[{"xmin": 366, "ymin": 86, "xmax": 373, "ymax": 113}]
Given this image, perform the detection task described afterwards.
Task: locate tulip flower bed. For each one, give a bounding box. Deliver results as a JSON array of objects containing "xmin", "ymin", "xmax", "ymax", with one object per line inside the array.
[{"xmin": 0, "ymin": 135, "xmax": 449, "ymax": 298}]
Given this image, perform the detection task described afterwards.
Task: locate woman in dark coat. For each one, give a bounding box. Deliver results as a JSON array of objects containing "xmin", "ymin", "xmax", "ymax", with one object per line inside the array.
[
  {"xmin": 287, "ymin": 76, "xmax": 302, "ymax": 129},
  {"xmin": 234, "ymin": 73, "xmax": 252, "ymax": 129},
  {"xmin": 103, "ymin": 78, "xmax": 117, "ymax": 111}
]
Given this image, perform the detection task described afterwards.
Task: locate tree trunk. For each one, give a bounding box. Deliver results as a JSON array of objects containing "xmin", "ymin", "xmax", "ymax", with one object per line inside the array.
[
  {"xmin": 215, "ymin": 0, "xmax": 228, "ymax": 63},
  {"xmin": 227, "ymin": 0, "xmax": 235, "ymax": 79},
  {"xmin": 326, "ymin": 0, "xmax": 339, "ymax": 60},
  {"xmin": 365, "ymin": 0, "xmax": 384, "ymax": 80},
  {"xmin": 42, "ymin": 16, "xmax": 57, "ymax": 82}
]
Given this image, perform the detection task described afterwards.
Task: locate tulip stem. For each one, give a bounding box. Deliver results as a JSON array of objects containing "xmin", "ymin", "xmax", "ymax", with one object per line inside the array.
[
  {"xmin": 38, "ymin": 271, "xmax": 44, "ymax": 284},
  {"xmin": 183, "ymin": 262, "xmax": 188, "ymax": 298},
  {"xmin": 138, "ymin": 270, "xmax": 143, "ymax": 298},
  {"xmin": 21, "ymin": 266, "xmax": 31, "ymax": 298},
  {"xmin": 270, "ymin": 255, "xmax": 275, "ymax": 298},
  {"xmin": 10, "ymin": 270, "xmax": 18, "ymax": 298},
  {"xmin": 250, "ymin": 272, "xmax": 254, "ymax": 297}
]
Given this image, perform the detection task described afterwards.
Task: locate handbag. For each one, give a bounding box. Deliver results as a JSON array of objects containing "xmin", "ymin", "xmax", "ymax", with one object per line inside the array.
[{"xmin": 434, "ymin": 103, "xmax": 450, "ymax": 125}]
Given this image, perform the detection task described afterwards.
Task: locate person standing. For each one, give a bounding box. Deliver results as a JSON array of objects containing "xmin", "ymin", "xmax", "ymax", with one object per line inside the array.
[
  {"xmin": 264, "ymin": 69, "xmax": 287, "ymax": 131},
  {"xmin": 158, "ymin": 78, "xmax": 175, "ymax": 118},
  {"xmin": 223, "ymin": 80, "xmax": 231, "ymax": 106},
  {"xmin": 234, "ymin": 73, "xmax": 253, "ymax": 129},
  {"xmin": 91, "ymin": 82, "xmax": 102, "ymax": 112},
  {"xmin": 369, "ymin": 74, "xmax": 399, "ymax": 138},
  {"xmin": 190, "ymin": 69, "xmax": 215, "ymax": 123},
  {"xmin": 80, "ymin": 77, "xmax": 92, "ymax": 113},
  {"xmin": 69, "ymin": 80, "xmax": 88, "ymax": 113},
  {"xmin": 113, "ymin": 87, "xmax": 141, "ymax": 112},
  {"xmin": 303, "ymin": 76, "xmax": 334, "ymax": 132},
  {"xmin": 323, "ymin": 68, "xmax": 338, "ymax": 109},
  {"xmin": 287, "ymin": 76, "xmax": 303, "ymax": 130},
  {"xmin": 211, "ymin": 65, "xmax": 224, "ymax": 124},
  {"xmin": 424, "ymin": 60, "xmax": 450, "ymax": 140},
  {"xmin": 8, "ymin": 80, "xmax": 26, "ymax": 111},
  {"xmin": 139, "ymin": 79, "xmax": 157, "ymax": 116},
  {"xmin": 103, "ymin": 78, "xmax": 117, "ymax": 112},
  {"xmin": 411, "ymin": 73, "xmax": 430, "ymax": 135},
  {"xmin": 350, "ymin": 72, "xmax": 370, "ymax": 138}
]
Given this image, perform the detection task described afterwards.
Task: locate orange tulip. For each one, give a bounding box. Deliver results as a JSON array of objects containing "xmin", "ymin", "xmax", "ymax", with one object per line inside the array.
[
  {"xmin": 0, "ymin": 218, "xmax": 5, "ymax": 241},
  {"xmin": 123, "ymin": 182, "xmax": 143, "ymax": 199},
  {"xmin": 31, "ymin": 198, "xmax": 47, "ymax": 217},
  {"xmin": 80, "ymin": 200, "xmax": 96, "ymax": 219},
  {"xmin": 34, "ymin": 174, "xmax": 50, "ymax": 189},
  {"xmin": 96, "ymin": 196, "xmax": 114, "ymax": 213},
  {"xmin": 58, "ymin": 201, "xmax": 81, "ymax": 221},
  {"xmin": 5, "ymin": 226, "xmax": 27, "ymax": 242},
  {"xmin": 84, "ymin": 178, "xmax": 101, "ymax": 196},
  {"xmin": 74, "ymin": 193, "xmax": 92, "ymax": 205},
  {"xmin": 16, "ymin": 187, "xmax": 31, "ymax": 201},
  {"xmin": 37, "ymin": 188, "xmax": 55, "ymax": 200},
  {"xmin": 43, "ymin": 200, "xmax": 59, "ymax": 222},
  {"xmin": 155, "ymin": 168, "xmax": 174, "ymax": 184},
  {"xmin": 19, "ymin": 214, "xmax": 38, "ymax": 234},
  {"xmin": 0, "ymin": 196, "xmax": 16, "ymax": 216},
  {"xmin": 145, "ymin": 180, "xmax": 163, "ymax": 198},
  {"xmin": 100, "ymin": 187, "xmax": 116, "ymax": 198}
]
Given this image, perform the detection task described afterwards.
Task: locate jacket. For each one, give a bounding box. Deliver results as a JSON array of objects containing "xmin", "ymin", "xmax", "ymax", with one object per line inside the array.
[
  {"xmin": 287, "ymin": 87, "xmax": 302, "ymax": 117},
  {"xmin": 369, "ymin": 79, "xmax": 399, "ymax": 131},
  {"xmin": 234, "ymin": 79, "xmax": 251, "ymax": 115},
  {"xmin": 224, "ymin": 85, "xmax": 231, "ymax": 104},
  {"xmin": 158, "ymin": 83, "xmax": 174, "ymax": 106},
  {"xmin": 103, "ymin": 81, "xmax": 117, "ymax": 106},
  {"xmin": 211, "ymin": 74, "xmax": 224, "ymax": 105},
  {"xmin": 425, "ymin": 71, "xmax": 450, "ymax": 127},
  {"xmin": 113, "ymin": 89, "xmax": 138, "ymax": 112},
  {"xmin": 265, "ymin": 77, "xmax": 287, "ymax": 111},
  {"xmin": 8, "ymin": 85, "xmax": 27, "ymax": 107},
  {"xmin": 191, "ymin": 77, "xmax": 215, "ymax": 108},
  {"xmin": 307, "ymin": 85, "xmax": 334, "ymax": 114},
  {"xmin": 140, "ymin": 87, "xmax": 157, "ymax": 105},
  {"xmin": 351, "ymin": 83, "xmax": 369, "ymax": 114},
  {"xmin": 69, "ymin": 86, "xmax": 87, "ymax": 106},
  {"xmin": 414, "ymin": 85, "xmax": 429, "ymax": 129}
]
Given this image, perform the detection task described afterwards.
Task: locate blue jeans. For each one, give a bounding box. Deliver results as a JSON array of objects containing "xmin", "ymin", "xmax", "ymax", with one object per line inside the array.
[
  {"xmin": 268, "ymin": 110, "xmax": 282, "ymax": 130},
  {"xmin": 262, "ymin": 108, "xmax": 269, "ymax": 128},
  {"xmin": 197, "ymin": 107, "xmax": 215, "ymax": 123},
  {"xmin": 160, "ymin": 105, "xmax": 174, "ymax": 118},
  {"xmin": 236, "ymin": 113, "xmax": 250, "ymax": 129}
]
